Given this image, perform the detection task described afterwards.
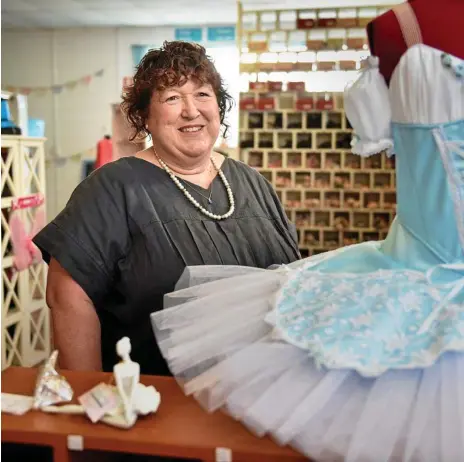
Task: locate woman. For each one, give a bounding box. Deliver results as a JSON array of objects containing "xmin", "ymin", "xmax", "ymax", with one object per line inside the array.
[
  {"xmin": 150, "ymin": 11, "xmax": 464, "ymax": 462},
  {"xmin": 34, "ymin": 41, "xmax": 300, "ymax": 375}
]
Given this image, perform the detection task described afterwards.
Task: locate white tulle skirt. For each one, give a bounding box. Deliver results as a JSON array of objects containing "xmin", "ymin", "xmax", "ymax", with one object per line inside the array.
[{"xmin": 151, "ymin": 265, "xmax": 464, "ymax": 462}]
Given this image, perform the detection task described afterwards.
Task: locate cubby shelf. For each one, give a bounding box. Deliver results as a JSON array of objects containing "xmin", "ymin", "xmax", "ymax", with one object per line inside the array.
[
  {"xmin": 239, "ymin": 92, "xmax": 396, "ymax": 257},
  {"xmin": 237, "ymin": 3, "xmax": 396, "ymax": 256},
  {"xmin": 237, "ymin": 4, "xmax": 391, "ymax": 76}
]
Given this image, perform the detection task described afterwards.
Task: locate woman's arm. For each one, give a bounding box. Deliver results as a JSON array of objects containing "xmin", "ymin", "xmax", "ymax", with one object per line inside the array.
[
  {"xmin": 33, "ymin": 164, "xmax": 131, "ymax": 371},
  {"xmin": 46, "ymin": 258, "xmax": 102, "ymax": 371}
]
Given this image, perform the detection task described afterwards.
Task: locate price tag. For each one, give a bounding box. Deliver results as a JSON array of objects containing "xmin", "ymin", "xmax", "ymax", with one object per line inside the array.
[{"xmin": 11, "ymin": 194, "xmax": 44, "ymax": 210}]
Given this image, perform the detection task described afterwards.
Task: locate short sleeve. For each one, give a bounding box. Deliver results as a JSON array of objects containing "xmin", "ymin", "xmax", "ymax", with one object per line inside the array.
[
  {"xmin": 344, "ymin": 56, "xmax": 394, "ymax": 157},
  {"xmin": 33, "ymin": 165, "xmax": 130, "ymax": 304},
  {"xmin": 261, "ymin": 175, "xmax": 301, "ymax": 258}
]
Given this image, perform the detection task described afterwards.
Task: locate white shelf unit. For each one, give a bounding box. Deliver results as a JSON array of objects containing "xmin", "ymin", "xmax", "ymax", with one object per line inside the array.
[{"xmin": 1, "ymin": 135, "xmax": 50, "ymax": 369}]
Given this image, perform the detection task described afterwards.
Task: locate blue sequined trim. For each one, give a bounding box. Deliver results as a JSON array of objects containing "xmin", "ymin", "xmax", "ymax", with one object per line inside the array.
[{"xmin": 441, "ymin": 53, "xmax": 464, "ymax": 78}]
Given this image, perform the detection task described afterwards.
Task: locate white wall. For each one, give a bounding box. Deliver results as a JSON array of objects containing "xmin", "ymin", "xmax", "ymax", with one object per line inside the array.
[{"xmin": 2, "ymin": 27, "xmax": 177, "ymax": 219}]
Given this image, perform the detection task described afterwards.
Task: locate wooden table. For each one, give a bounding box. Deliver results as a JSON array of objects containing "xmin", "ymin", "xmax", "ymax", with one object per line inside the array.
[{"xmin": 2, "ymin": 367, "xmax": 307, "ymax": 462}]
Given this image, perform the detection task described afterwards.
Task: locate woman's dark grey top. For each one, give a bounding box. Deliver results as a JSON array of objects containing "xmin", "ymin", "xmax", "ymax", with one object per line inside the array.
[{"xmin": 34, "ymin": 157, "xmax": 300, "ymax": 375}]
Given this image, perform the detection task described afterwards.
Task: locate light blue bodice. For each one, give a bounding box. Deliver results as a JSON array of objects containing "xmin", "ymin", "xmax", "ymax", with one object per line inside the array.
[{"xmin": 383, "ymin": 120, "xmax": 464, "ymax": 270}]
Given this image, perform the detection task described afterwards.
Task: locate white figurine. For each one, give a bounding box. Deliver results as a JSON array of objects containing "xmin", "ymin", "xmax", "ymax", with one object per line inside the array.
[
  {"xmin": 40, "ymin": 337, "xmax": 161, "ymax": 429},
  {"xmin": 113, "ymin": 336, "xmax": 140, "ymax": 427}
]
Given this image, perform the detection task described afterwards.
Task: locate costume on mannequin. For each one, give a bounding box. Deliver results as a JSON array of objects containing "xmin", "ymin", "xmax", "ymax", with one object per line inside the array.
[
  {"xmin": 150, "ymin": 3, "xmax": 464, "ymax": 461},
  {"xmin": 367, "ymin": 0, "xmax": 464, "ymax": 83}
]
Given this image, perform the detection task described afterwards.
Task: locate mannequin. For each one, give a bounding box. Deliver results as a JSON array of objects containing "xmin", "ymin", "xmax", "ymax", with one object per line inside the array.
[
  {"xmin": 94, "ymin": 134, "xmax": 113, "ymax": 169},
  {"xmin": 367, "ymin": 0, "xmax": 464, "ymax": 83}
]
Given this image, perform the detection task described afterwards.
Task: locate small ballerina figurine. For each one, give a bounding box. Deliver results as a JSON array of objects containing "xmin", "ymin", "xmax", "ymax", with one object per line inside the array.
[
  {"xmin": 41, "ymin": 337, "xmax": 161, "ymax": 429},
  {"xmin": 113, "ymin": 337, "xmax": 140, "ymax": 427}
]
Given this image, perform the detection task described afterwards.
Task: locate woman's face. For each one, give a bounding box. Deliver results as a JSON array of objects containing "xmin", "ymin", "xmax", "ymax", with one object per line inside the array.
[{"xmin": 147, "ymin": 78, "xmax": 221, "ymax": 162}]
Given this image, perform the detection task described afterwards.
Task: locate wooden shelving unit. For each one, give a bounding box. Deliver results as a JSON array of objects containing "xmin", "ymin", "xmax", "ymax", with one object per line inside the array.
[
  {"xmin": 111, "ymin": 103, "xmax": 148, "ymax": 160},
  {"xmin": 1, "ymin": 135, "xmax": 50, "ymax": 369},
  {"xmin": 237, "ymin": 3, "xmax": 396, "ymax": 257}
]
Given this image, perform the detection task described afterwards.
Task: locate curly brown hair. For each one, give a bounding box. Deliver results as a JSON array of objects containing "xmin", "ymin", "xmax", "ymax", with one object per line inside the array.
[{"xmin": 121, "ymin": 41, "xmax": 234, "ymax": 141}]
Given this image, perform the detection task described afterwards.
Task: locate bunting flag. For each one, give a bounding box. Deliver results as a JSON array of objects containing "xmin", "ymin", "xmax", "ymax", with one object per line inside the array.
[
  {"xmin": 4, "ymin": 68, "xmax": 106, "ymax": 96},
  {"xmin": 45, "ymin": 152, "xmax": 81, "ymax": 165},
  {"xmin": 45, "ymin": 147, "xmax": 96, "ymax": 165}
]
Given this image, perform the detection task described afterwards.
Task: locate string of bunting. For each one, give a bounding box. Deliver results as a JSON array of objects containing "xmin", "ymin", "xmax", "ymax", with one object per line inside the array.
[
  {"xmin": 45, "ymin": 147, "xmax": 96, "ymax": 165},
  {"xmin": 4, "ymin": 68, "xmax": 106, "ymax": 96}
]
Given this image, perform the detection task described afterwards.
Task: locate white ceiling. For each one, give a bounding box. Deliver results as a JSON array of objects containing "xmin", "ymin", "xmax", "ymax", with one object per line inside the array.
[
  {"xmin": 1, "ymin": 0, "xmax": 236, "ymax": 28},
  {"xmin": 1, "ymin": 0, "xmax": 400, "ymax": 29}
]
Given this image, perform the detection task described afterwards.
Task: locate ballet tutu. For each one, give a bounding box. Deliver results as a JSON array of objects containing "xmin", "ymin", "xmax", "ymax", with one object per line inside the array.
[{"xmin": 151, "ymin": 242, "xmax": 464, "ymax": 462}]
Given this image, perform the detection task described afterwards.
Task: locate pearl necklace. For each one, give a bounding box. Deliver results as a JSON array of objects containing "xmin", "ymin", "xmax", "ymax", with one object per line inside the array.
[{"xmin": 153, "ymin": 150, "xmax": 235, "ymax": 220}]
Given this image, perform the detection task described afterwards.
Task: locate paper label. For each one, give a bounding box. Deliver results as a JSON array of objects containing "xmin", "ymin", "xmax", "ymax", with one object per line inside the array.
[
  {"xmin": 77, "ymin": 383, "xmax": 119, "ymax": 423},
  {"xmin": 67, "ymin": 434, "xmax": 84, "ymax": 451},
  {"xmin": 216, "ymin": 447, "xmax": 232, "ymax": 462},
  {"xmin": 1, "ymin": 393, "xmax": 34, "ymax": 415}
]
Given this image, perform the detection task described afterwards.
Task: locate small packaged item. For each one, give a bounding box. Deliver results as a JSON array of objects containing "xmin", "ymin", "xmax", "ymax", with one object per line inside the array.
[
  {"xmin": 33, "ymin": 351, "xmax": 73, "ymax": 409},
  {"xmin": 78, "ymin": 383, "xmax": 120, "ymax": 423},
  {"xmin": 9, "ymin": 194, "xmax": 46, "ymax": 272}
]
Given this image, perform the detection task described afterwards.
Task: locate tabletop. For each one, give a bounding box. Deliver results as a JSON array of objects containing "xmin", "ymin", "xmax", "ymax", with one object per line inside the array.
[{"xmin": 1, "ymin": 367, "xmax": 308, "ymax": 462}]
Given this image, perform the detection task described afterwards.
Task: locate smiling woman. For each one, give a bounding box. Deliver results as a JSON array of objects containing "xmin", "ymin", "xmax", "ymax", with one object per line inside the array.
[
  {"xmin": 124, "ymin": 42, "xmax": 232, "ymax": 148},
  {"xmin": 32, "ymin": 41, "xmax": 300, "ymax": 379}
]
